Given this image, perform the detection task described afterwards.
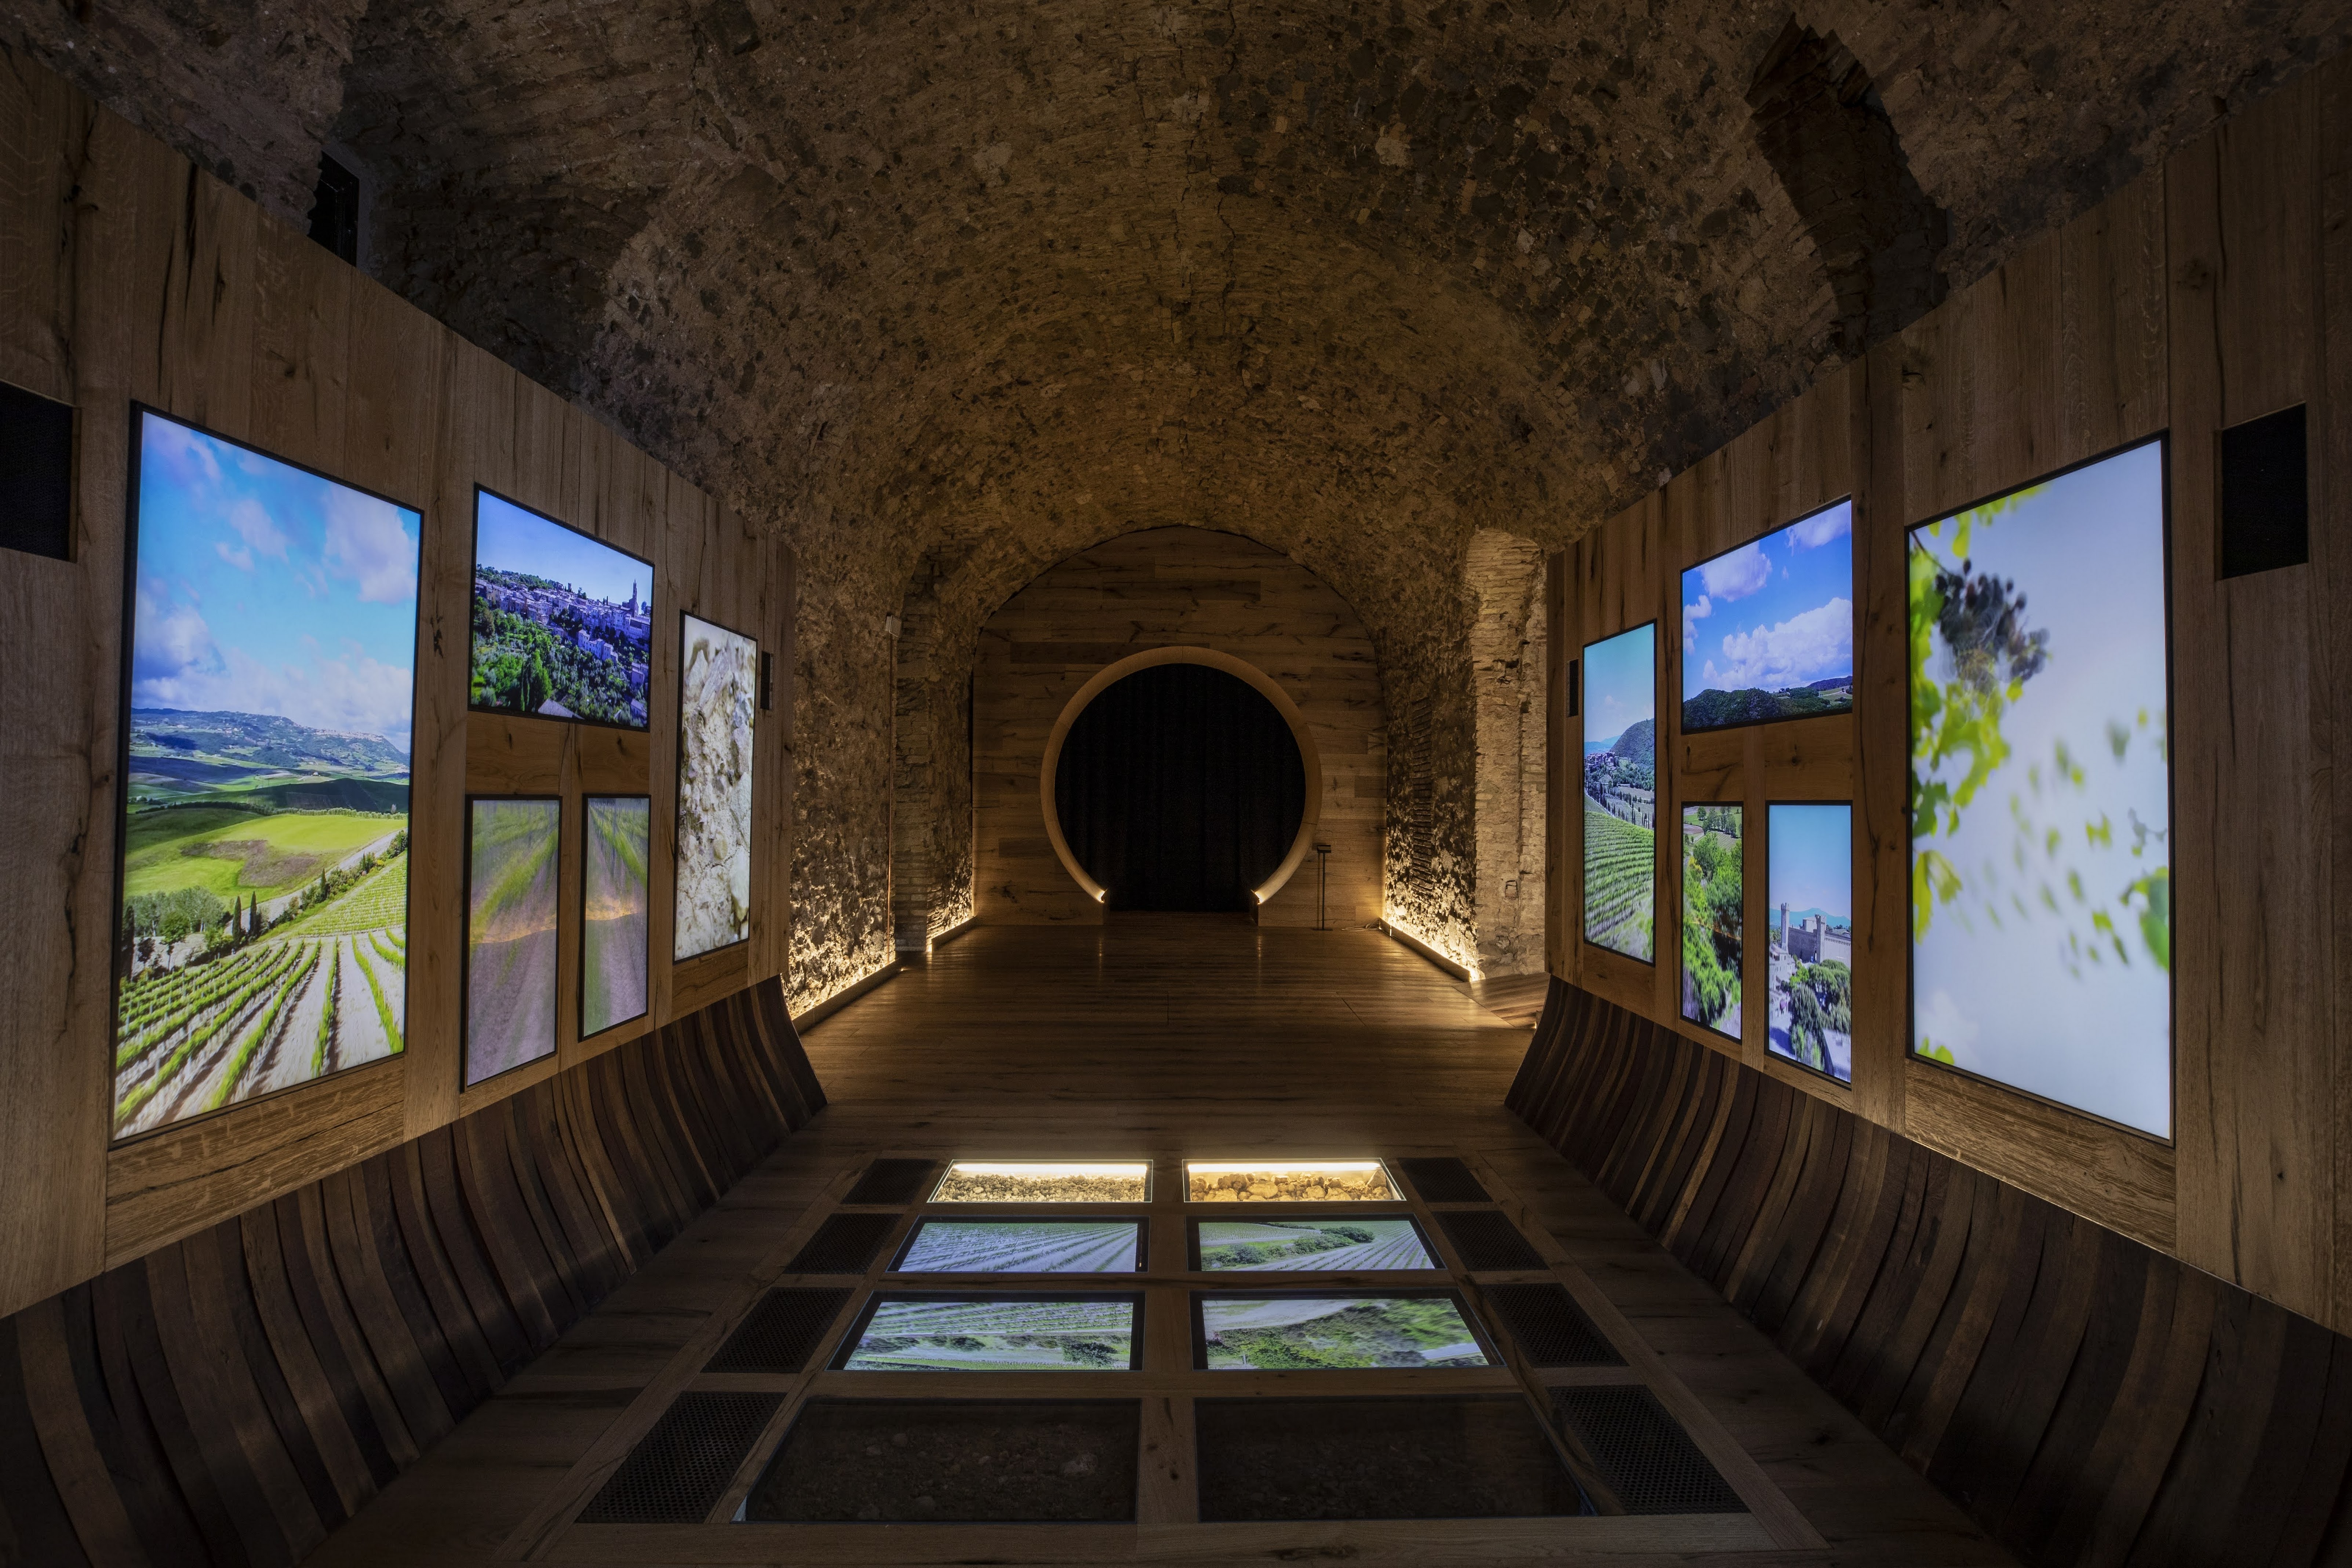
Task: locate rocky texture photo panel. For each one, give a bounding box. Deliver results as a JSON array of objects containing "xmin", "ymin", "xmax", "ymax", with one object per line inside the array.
[{"xmin": 674, "ymin": 613, "xmax": 757, "ymax": 960}]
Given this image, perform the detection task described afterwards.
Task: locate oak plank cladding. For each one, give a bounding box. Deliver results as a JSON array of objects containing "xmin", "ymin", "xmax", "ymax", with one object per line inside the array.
[
  {"xmin": 0, "ymin": 976, "xmax": 822, "ymax": 1565},
  {"xmin": 1552, "ymin": 46, "xmax": 2352, "ymax": 1325},
  {"xmin": 1510, "ymin": 975, "xmax": 2352, "ymax": 1568},
  {"xmin": 0, "ymin": 51, "xmax": 798, "ymax": 1315}
]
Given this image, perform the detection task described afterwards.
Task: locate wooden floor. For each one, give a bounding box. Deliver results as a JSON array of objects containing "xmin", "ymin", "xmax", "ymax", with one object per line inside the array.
[{"xmin": 309, "ymin": 919, "xmax": 2011, "ymax": 1565}]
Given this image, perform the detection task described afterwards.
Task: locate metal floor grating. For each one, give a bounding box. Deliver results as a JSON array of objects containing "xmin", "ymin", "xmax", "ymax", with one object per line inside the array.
[
  {"xmin": 1551, "ymin": 1386, "xmax": 1746, "ymax": 1514},
  {"xmin": 843, "ymin": 1158, "xmax": 937, "ymax": 1205},
  {"xmin": 578, "ymin": 1391, "xmax": 783, "ymax": 1524},
  {"xmin": 1482, "ymin": 1283, "xmax": 1623, "ymax": 1366},
  {"xmin": 1395, "ymin": 1157, "xmax": 1491, "ymax": 1203},
  {"xmin": 704, "ymin": 1287, "xmax": 852, "ymax": 1374},
  {"xmin": 783, "ymin": 1212, "xmax": 902, "ymax": 1275},
  {"xmin": 1437, "ymin": 1208, "xmax": 1548, "ymax": 1271}
]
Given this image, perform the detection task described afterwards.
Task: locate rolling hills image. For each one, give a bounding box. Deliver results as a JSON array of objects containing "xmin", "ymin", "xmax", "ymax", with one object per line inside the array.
[
  {"xmin": 114, "ymin": 709, "xmax": 411, "ymax": 1138},
  {"xmin": 1199, "ymin": 1295, "xmax": 1487, "ymax": 1369},
  {"xmin": 1196, "ymin": 1219, "xmax": 1437, "ymax": 1271}
]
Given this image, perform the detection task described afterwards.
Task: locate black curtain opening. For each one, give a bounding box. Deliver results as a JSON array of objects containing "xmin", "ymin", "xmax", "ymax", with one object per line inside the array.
[{"xmin": 1053, "ymin": 663, "xmax": 1306, "ymax": 911}]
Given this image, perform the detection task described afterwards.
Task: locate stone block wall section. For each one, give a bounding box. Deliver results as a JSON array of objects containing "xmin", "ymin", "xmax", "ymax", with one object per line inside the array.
[
  {"xmin": 1510, "ymin": 977, "xmax": 2352, "ymax": 1568},
  {"xmin": 0, "ymin": 977, "xmax": 824, "ymax": 1567}
]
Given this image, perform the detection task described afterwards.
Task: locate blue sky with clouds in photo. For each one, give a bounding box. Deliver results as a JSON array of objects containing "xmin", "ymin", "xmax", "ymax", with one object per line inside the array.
[
  {"xmin": 475, "ymin": 492, "xmax": 653, "ymax": 609},
  {"xmin": 1681, "ymin": 500, "xmax": 1854, "ymax": 701},
  {"xmin": 1768, "ymin": 803, "xmax": 1850, "ymax": 927},
  {"xmin": 1583, "ymin": 622, "xmax": 1654, "ymax": 750},
  {"xmin": 131, "ymin": 412, "xmax": 422, "ymax": 755}
]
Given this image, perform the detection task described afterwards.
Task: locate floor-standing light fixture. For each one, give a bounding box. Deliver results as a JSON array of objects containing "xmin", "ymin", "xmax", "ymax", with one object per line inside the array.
[{"xmin": 1314, "ymin": 842, "xmax": 1332, "ymax": 930}]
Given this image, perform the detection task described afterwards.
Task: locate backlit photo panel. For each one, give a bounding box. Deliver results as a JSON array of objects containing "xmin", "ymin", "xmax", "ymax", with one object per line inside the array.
[
  {"xmin": 1768, "ymin": 803, "xmax": 1853, "ymax": 1084},
  {"xmin": 465, "ymin": 798, "xmax": 561, "ymax": 1087},
  {"xmin": 113, "ymin": 408, "xmax": 420, "ymax": 1138},
  {"xmin": 674, "ymin": 612, "xmax": 757, "ymax": 959},
  {"xmin": 1581, "ymin": 623, "xmax": 1657, "ymax": 961},
  {"xmin": 1681, "ymin": 499, "xmax": 1855, "ymax": 734},
  {"xmin": 1907, "ymin": 438, "xmax": 2171, "ymax": 1136},
  {"xmin": 580, "ymin": 795, "xmax": 650, "ymax": 1036},
  {"xmin": 1680, "ymin": 805, "xmax": 1742, "ymax": 1040}
]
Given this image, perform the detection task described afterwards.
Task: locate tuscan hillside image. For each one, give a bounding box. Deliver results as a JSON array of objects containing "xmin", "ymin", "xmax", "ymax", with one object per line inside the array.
[{"xmin": 115, "ymin": 711, "xmax": 411, "ymax": 1137}]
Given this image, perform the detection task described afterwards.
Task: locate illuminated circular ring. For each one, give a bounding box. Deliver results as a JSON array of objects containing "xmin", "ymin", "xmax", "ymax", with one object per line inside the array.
[{"xmin": 1037, "ymin": 646, "xmax": 1324, "ymax": 908}]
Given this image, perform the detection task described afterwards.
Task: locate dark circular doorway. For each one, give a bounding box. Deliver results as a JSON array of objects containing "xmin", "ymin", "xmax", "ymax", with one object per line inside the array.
[{"xmin": 1052, "ymin": 662, "xmax": 1307, "ymax": 911}]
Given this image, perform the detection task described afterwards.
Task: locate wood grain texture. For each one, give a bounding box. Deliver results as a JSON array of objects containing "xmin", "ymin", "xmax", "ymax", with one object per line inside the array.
[
  {"xmin": 0, "ymin": 976, "xmax": 822, "ymax": 1565},
  {"xmin": 0, "ymin": 47, "xmax": 797, "ymax": 1317},
  {"xmin": 1552, "ymin": 49, "xmax": 2352, "ymax": 1320},
  {"xmin": 1510, "ymin": 974, "xmax": 2352, "ymax": 1568},
  {"xmin": 973, "ymin": 526, "xmax": 1384, "ymax": 929}
]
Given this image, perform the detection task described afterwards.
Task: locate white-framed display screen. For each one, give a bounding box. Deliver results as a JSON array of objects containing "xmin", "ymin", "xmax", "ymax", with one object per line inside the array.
[
  {"xmin": 1581, "ymin": 622, "xmax": 1657, "ymax": 962},
  {"xmin": 1907, "ymin": 437, "xmax": 2172, "ymax": 1137}
]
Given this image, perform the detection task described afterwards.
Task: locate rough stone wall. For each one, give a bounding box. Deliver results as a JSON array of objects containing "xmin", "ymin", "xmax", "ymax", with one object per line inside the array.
[
  {"xmin": 892, "ymin": 552, "xmax": 975, "ymax": 950},
  {"xmin": 7, "ymin": 0, "xmax": 2344, "ymax": 1002},
  {"xmin": 1467, "ymin": 530, "xmax": 1548, "ymax": 979}
]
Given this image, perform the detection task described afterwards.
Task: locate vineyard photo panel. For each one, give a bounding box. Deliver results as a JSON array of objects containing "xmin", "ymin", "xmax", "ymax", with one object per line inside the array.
[
  {"xmin": 580, "ymin": 794, "xmax": 651, "ymax": 1037},
  {"xmin": 1680, "ymin": 499, "xmax": 1855, "ymax": 734},
  {"xmin": 1679, "ymin": 803, "xmax": 1743, "ymax": 1040},
  {"xmin": 1194, "ymin": 1217, "xmax": 1440, "ymax": 1272},
  {"xmin": 1767, "ymin": 802, "xmax": 1853, "ymax": 1084},
  {"xmin": 838, "ymin": 1295, "xmax": 1145, "ymax": 1371},
  {"xmin": 896, "ymin": 1220, "xmax": 1147, "ymax": 1273},
  {"xmin": 463, "ymin": 796, "xmax": 562, "ymax": 1088},
  {"xmin": 1581, "ymin": 621, "xmax": 1657, "ymax": 962},
  {"xmin": 1195, "ymin": 1291, "xmax": 1491, "ymax": 1370},
  {"xmin": 468, "ymin": 489, "xmax": 654, "ymax": 730},
  {"xmin": 1907, "ymin": 437, "xmax": 2173, "ymax": 1138},
  {"xmin": 674, "ymin": 611, "xmax": 757, "ymax": 960},
  {"xmin": 112, "ymin": 407, "xmax": 421, "ymax": 1139}
]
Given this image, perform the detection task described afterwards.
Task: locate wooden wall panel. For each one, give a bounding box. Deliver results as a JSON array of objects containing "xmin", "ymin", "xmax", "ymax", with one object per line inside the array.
[
  {"xmin": 0, "ymin": 976, "xmax": 822, "ymax": 1568},
  {"xmin": 1511, "ymin": 976, "xmax": 2352, "ymax": 1568},
  {"xmin": 0, "ymin": 51, "xmax": 798, "ymax": 1317},
  {"xmin": 972, "ymin": 527, "xmax": 1384, "ymax": 929},
  {"xmin": 1548, "ymin": 49, "xmax": 2352, "ymax": 1323}
]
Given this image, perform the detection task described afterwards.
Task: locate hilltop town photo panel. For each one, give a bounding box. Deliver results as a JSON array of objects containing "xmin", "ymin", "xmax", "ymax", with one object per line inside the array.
[
  {"xmin": 469, "ymin": 489, "xmax": 655, "ymax": 730},
  {"xmin": 1680, "ymin": 498, "xmax": 1854, "ymax": 734},
  {"xmin": 1767, "ymin": 802, "xmax": 1853, "ymax": 1084},
  {"xmin": 1581, "ymin": 621, "xmax": 1657, "ymax": 963},
  {"xmin": 113, "ymin": 407, "xmax": 420, "ymax": 1139},
  {"xmin": 674, "ymin": 612, "xmax": 757, "ymax": 960},
  {"xmin": 1908, "ymin": 438, "xmax": 2173, "ymax": 1137}
]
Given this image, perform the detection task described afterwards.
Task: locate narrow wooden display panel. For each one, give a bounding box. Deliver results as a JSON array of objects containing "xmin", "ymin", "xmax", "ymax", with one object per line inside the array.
[
  {"xmin": 0, "ymin": 57, "xmax": 796, "ymax": 1316},
  {"xmin": 1547, "ymin": 52, "xmax": 2351, "ymax": 1326}
]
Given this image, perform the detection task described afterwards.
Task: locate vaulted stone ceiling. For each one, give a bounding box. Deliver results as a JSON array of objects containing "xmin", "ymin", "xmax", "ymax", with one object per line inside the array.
[{"xmin": 8, "ymin": 0, "xmax": 2344, "ymax": 993}]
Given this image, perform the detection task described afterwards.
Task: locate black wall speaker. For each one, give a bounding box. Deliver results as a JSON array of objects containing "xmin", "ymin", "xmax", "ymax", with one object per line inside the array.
[
  {"xmin": 2220, "ymin": 402, "xmax": 2308, "ymax": 579},
  {"xmin": 0, "ymin": 381, "xmax": 72, "ymax": 562}
]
